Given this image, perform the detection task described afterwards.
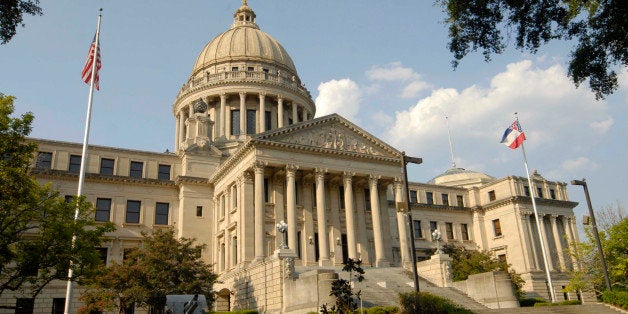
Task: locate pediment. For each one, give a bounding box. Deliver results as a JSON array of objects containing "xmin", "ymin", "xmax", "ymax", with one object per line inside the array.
[{"xmin": 253, "ymin": 114, "xmax": 400, "ymax": 159}]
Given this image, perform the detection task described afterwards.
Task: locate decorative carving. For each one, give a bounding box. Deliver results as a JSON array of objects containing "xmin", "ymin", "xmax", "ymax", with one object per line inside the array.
[
  {"xmin": 285, "ymin": 164, "xmax": 299, "ymax": 178},
  {"xmin": 284, "ymin": 257, "xmax": 295, "ymax": 279},
  {"xmin": 277, "ymin": 124, "xmax": 382, "ymax": 156},
  {"xmin": 343, "ymin": 172, "xmax": 354, "ymax": 185},
  {"xmin": 368, "ymin": 175, "xmax": 380, "ymax": 187},
  {"xmin": 314, "ymin": 168, "xmax": 327, "ymax": 181},
  {"xmin": 193, "ymin": 98, "xmax": 208, "ymax": 113},
  {"xmin": 253, "ymin": 160, "xmax": 267, "ymax": 173}
]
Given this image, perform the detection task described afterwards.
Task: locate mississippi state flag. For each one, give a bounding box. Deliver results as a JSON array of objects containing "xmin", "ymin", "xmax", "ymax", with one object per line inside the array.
[{"xmin": 500, "ymin": 120, "xmax": 526, "ymax": 149}]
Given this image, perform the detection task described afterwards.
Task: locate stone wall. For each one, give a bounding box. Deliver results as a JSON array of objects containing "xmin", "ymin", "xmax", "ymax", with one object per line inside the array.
[
  {"xmin": 451, "ymin": 271, "xmax": 519, "ymax": 309},
  {"xmin": 416, "ymin": 253, "xmax": 453, "ymax": 287}
]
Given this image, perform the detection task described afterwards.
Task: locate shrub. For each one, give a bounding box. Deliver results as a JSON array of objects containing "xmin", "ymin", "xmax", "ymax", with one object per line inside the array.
[
  {"xmin": 359, "ymin": 306, "xmax": 399, "ymax": 314},
  {"xmin": 602, "ymin": 290, "xmax": 628, "ymax": 310},
  {"xmin": 398, "ymin": 291, "xmax": 473, "ymax": 314},
  {"xmin": 532, "ymin": 300, "xmax": 581, "ymax": 307},
  {"xmin": 519, "ymin": 298, "xmax": 545, "ymax": 307}
]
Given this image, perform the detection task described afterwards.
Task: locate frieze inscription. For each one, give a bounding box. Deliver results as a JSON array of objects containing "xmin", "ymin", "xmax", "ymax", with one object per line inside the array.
[{"xmin": 280, "ymin": 125, "xmax": 381, "ymax": 156}]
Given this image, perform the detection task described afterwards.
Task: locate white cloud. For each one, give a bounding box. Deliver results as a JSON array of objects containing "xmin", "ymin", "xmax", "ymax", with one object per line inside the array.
[
  {"xmin": 560, "ymin": 157, "xmax": 599, "ymax": 172},
  {"xmin": 366, "ymin": 61, "xmax": 420, "ymax": 82},
  {"xmin": 589, "ymin": 118, "xmax": 614, "ymax": 134},
  {"xmin": 401, "ymin": 81, "xmax": 430, "ymax": 98},
  {"xmin": 314, "ymin": 79, "xmax": 361, "ymax": 121}
]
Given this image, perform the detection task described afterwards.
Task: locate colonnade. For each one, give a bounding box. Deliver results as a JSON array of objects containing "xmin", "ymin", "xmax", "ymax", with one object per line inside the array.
[{"xmin": 520, "ymin": 212, "xmax": 579, "ymax": 272}]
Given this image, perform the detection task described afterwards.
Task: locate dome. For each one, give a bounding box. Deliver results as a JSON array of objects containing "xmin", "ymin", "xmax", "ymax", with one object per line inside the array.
[
  {"xmin": 191, "ymin": 2, "xmax": 297, "ymax": 77},
  {"xmin": 428, "ymin": 167, "xmax": 495, "ymax": 188}
]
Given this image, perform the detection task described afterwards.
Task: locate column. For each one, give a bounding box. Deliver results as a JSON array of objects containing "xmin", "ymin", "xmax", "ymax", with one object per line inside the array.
[
  {"xmin": 566, "ymin": 216, "xmax": 580, "ymax": 270},
  {"xmin": 329, "ymin": 182, "xmax": 343, "ymax": 265},
  {"xmin": 369, "ymin": 175, "xmax": 388, "ymax": 267},
  {"xmin": 259, "ymin": 93, "xmax": 266, "ymax": 132},
  {"xmin": 394, "ymin": 179, "xmax": 410, "ymax": 266},
  {"xmin": 175, "ymin": 114, "xmax": 181, "ymax": 151},
  {"xmin": 343, "ymin": 172, "xmax": 357, "ymax": 259},
  {"xmin": 240, "ymin": 172, "xmax": 255, "ymax": 263},
  {"xmin": 273, "ymin": 173, "xmax": 285, "ymax": 250},
  {"xmin": 286, "ymin": 165, "xmax": 298, "ymax": 251},
  {"xmin": 220, "ymin": 93, "xmax": 227, "ymax": 138},
  {"xmin": 178, "ymin": 112, "xmax": 186, "ymax": 146},
  {"xmin": 239, "ymin": 92, "xmax": 246, "ymax": 136},
  {"xmin": 539, "ymin": 214, "xmax": 555, "ymax": 271},
  {"xmin": 254, "ymin": 162, "xmax": 266, "ymax": 261},
  {"xmin": 292, "ymin": 103, "xmax": 298, "ymax": 124},
  {"xmin": 277, "ymin": 96, "xmax": 284, "ymax": 128},
  {"xmin": 302, "ymin": 108, "xmax": 307, "ymax": 121},
  {"xmin": 550, "ymin": 215, "xmax": 566, "ymax": 270},
  {"xmin": 525, "ymin": 214, "xmax": 540, "ymax": 269},
  {"xmin": 315, "ymin": 169, "xmax": 331, "ymax": 265},
  {"xmin": 517, "ymin": 211, "xmax": 535, "ymax": 271}
]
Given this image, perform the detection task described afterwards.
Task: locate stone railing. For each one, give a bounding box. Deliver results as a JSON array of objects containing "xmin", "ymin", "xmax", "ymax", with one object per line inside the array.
[{"xmin": 178, "ymin": 70, "xmax": 312, "ymax": 99}]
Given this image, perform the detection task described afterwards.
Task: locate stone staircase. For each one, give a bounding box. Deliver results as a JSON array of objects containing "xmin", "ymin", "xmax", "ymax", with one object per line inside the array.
[{"xmin": 476, "ymin": 303, "xmax": 627, "ymax": 313}]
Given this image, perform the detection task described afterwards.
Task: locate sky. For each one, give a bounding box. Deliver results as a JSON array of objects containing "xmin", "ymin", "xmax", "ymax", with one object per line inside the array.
[{"xmin": 2, "ymin": 1, "xmax": 626, "ymax": 228}]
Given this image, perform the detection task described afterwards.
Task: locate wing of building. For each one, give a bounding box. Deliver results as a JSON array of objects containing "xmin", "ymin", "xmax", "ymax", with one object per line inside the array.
[{"xmin": 17, "ymin": 2, "xmax": 582, "ymax": 313}]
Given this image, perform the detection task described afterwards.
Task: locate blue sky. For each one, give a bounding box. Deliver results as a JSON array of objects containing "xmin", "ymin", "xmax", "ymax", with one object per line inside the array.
[{"xmin": 2, "ymin": 1, "xmax": 626, "ymax": 226}]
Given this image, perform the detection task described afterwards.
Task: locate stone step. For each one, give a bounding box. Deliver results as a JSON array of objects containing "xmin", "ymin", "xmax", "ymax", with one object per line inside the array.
[{"xmin": 476, "ymin": 303, "xmax": 627, "ymax": 314}]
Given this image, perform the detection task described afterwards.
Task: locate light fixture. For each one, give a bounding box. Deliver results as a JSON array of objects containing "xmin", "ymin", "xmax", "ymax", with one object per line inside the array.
[
  {"xmin": 308, "ymin": 236, "xmax": 313, "ymax": 245},
  {"xmin": 336, "ymin": 237, "xmax": 341, "ymax": 245}
]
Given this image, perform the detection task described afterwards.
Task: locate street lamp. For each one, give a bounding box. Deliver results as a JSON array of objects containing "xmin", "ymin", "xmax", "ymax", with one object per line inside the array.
[
  {"xmin": 401, "ymin": 152, "xmax": 423, "ymax": 293},
  {"xmin": 571, "ymin": 178, "xmax": 612, "ymax": 291},
  {"xmin": 276, "ymin": 220, "xmax": 288, "ymax": 249}
]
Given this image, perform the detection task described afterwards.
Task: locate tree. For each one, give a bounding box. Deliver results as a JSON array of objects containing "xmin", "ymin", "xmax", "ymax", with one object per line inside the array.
[
  {"xmin": 438, "ymin": 0, "xmax": 627, "ymax": 99},
  {"xmin": 320, "ymin": 258, "xmax": 365, "ymax": 314},
  {"xmin": 79, "ymin": 228, "xmax": 218, "ymax": 314},
  {"xmin": 0, "ymin": 94, "xmax": 115, "ymax": 299},
  {"xmin": 0, "ymin": 0, "xmax": 43, "ymax": 44}
]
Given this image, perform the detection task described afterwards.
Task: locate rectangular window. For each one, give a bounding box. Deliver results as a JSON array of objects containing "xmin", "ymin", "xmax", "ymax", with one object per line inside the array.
[
  {"xmin": 196, "ymin": 206, "xmax": 203, "ymax": 217},
  {"xmin": 155, "ymin": 202, "xmax": 169, "ymax": 225},
  {"xmin": 158, "ymin": 164, "xmax": 171, "ymax": 180},
  {"xmin": 126, "ymin": 200, "xmax": 141, "ymax": 224},
  {"xmin": 409, "ymin": 190, "xmax": 418, "ymax": 204},
  {"xmin": 52, "ymin": 298, "xmax": 65, "ymax": 314},
  {"xmin": 488, "ymin": 190, "xmax": 496, "ymax": 201},
  {"xmin": 265, "ymin": 110, "xmax": 272, "ymax": 131},
  {"xmin": 69, "ymin": 154, "xmax": 81, "ymax": 173},
  {"xmin": 524, "ymin": 186, "xmax": 530, "ymax": 197},
  {"xmin": 493, "ymin": 219, "xmax": 502, "ymax": 236},
  {"xmin": 246, "ymin": 109, "xmax": 256, "ymax": 134},
  {"xmin": 129, "ymin": 161, "xmax": 143, "ymax": 178},
  {"xmin": 430, "ymin": 221, "xmax": 437, "ymax": 233},
  {"xmin": 537, "ymin": 187, "xmax": 544, "ymax": 198},
  {"xmin": 364, "ymin": 189, "xmax": 371, "ymax": 211},
  {"xmin": 95, "ymin": 198, "xmax": 112, "ymax": 222},
  {"xmin": 426, "ymin": 192, "xmax": 434, "ymax": 205},
  {"xmin": 231, "ymin": 110, "xmax": 240, "ymax": 135},
  {"xmin": 413, "ymin": 220, "xmax": 422, "ymax": 239},
  {"xmin": 97, "ymin": 247, "xmax": 108, "ymax": 265},
  {"xmin": 100, "ymin": 158, "xmax": 114, "ymax": 175},
  {"xmin": 264, "ymin": 178, "xmax": 269, "ymax": 203},
  {"xmin": 36, "ymin": 151, "xmax": 52, "ymax": 169},
  {"xmin": 461, "ymin": 223, "xmax": 469, "ymax": 240},
  {"xmin": 16, "ymin": 298, "xmax": 35, "ymax": 314},
  {"xmin": 446, "ymin": 222, "xmax": 454, "ymax": 240},
  {"xmin": 456, "ymin": 195, "xmax": 464, "ymax": 207},
  {"xmin": 339, "ymin": 185, "xmax": 345, "ymax": 209},
  {"xmin": 247, "ymin": 66, "xmax": 254, "ymax": 71},
  {"xmin": 550, "ymin": 189, "xmax": 556, "ymax": 199},
  {"xmin": 231, "ymin": 66, "xmax": 238, "ymax": 71},
  {"xmin": 442, "ymin": 193, "xmax": 449, "ymax": 206}
]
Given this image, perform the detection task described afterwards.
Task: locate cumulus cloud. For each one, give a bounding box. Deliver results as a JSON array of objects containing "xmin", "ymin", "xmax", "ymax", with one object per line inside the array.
[
  {"xmin": 560, "ymin": 157, "xmax": 599, "ymax": 172},
  {"xmin": 314, "ymin": 79, "xmax": 361, "ymax": 121},
  {"xmin": 589, "ymin": 118, "xmax": 614, "ymax": 134},
  {"xmin": 366, "ymin": 62, "xmax": 430, "ymax": 98}
]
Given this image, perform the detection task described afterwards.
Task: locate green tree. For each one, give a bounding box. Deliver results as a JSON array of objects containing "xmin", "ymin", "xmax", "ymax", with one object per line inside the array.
[
  {"xmin": 320, "ymin": 258, "xmax": 365, "ymax": 314},
  {"xmin": 79, "ymin": 228, "xmax": 218, "ymax": 314},
  {"xmin": 0, "ymin": 0, "xmax": 43, "ymax": 44},
  {"xmin": 438, "ymin": 0, "xmax": 627, "ymax": 100},
  {"xmin": 0, "ymin": 94, "xmax": 115, "ymax": 298}
]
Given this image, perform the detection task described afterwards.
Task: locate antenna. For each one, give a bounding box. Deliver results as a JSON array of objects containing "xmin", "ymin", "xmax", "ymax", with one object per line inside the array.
[{"xmin": 445, "ymin": 115, "xmax": 456, "ymax": 168}]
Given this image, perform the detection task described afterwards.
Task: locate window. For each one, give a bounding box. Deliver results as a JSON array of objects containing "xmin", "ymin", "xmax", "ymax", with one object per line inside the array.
[
  {"xmin": 126, "ymin": 200, "xmax": 141, "ymax": 224},
  {"xmin": 430, "ymin": 221, "xmax": 437, "ymax": 233},
  {"xmin": 69, "ymin": 154, "xmax": 81, "ymax": 173},
  {"xmin": 36, "ymin": 152, "xmax": 52, "ymax": 169},
  {"xmin": 97, "ymin": 247, "xmax": 108, "ymax": 265},
  {"xmin": 339, "ymin": 185, "xmax": 345, "ymax": 209},
  {"xmin": 456, "ymin": 195, "xmax": 464, "ymax": 207},
  {"xmin": 488, "ymin": 190, "xmax": 496, "ymax": 201},
  {"xmin": 409, "ymin": 190, "xmax": 418, "ymax": 204},
  {"xmin": 426, "ymin": 192, "xmax": 434, "ymax": 205},
  {"xmin": 95, "ymin": 198, "xmax": 111, "ymax": 222},
  {"xmin": 129, "ymin": 161, "xmax": 143, "ymax": 178},
  {"xmin": 461, "ymin": 223, "xmax": 469, "ymax": 240},
  {"xmin": 158, "ymin": 164, "xmax": 171, "ymax": 180},
  {"xmin": 231, "ymin": 109, "xmax": 240, "ymax": 135},
  {"xmin": 537, "ymin": 187, "xmax": 544, "ymax": 198},
  {"xmin": 196, "ymin": 206, "xmax": 203, "ymax": 217},
  {"xmin": 492, "ymin": 219, "xmax": 502, "ymax": 236},
  {"xmin": 264, "ymin": 178, "xmax": 269, "ymax": 203},
  {"xmin": 364, "ymin": 189, "xmax": 371, "ymax": 210},
  {"xmin": 247, "ymin": 66, "xmax": 254, "ymax": 71},
  {"xmin": 288, "ymin": 117, "xmax": 293, "ymax": 125},
  {"xmin": 265, "ymin": 110, "xmax": 272, "ymax": 131},
  {"xmin": 100, "ymin": 158, "xmax": 114, "ymax": 175},
  {"xmin": 155, "ymin": 203, "xmax": 169, "ymax": 225},
  {"xmin": 232, "ymin": 185, "xmax": 238, "ymax": 208},
  {"xmin": 442, "ymin": 193, "xmax": 449, "ymax": 206},
  {"xmin": 231, "ymin": 66, "xmax": 238, "ymax": 71},
  {"xmin": 413, "ymin": 220, "xmax": 422, "ymax": 239},
  {"xmin": 523, "ymin": 186, "xmax": 530, "ymax": 196},
  {"xmin": 52, "ymin": 298, "xmax": 65, "ymax": 314},
  {"xmin": 445, "ymin": 222, "xmax": 454, "ymax": 240},
  {"xmin": 550, "ymin": 189, "xmax": 556, "ymax": 199},
  {"xmin": 246, "ymin": 109, "xmax": 256, "ymax": 134},
  {"xmin": 16, "ymin": 298, "xmax": 34, "ymax": 314}
]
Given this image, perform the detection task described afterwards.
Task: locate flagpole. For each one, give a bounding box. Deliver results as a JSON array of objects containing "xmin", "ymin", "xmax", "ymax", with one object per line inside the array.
[
  {"xmin": 63, "ymin": 9, "xmax": 102, "ymax": 314},
  {"xmin": 517, "ymin": 116, "xmax": 556, "ymax": 303}
]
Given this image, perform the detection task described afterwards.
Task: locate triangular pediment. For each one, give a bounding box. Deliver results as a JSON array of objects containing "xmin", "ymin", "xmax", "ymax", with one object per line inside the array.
[{"xmin": 253, "ymin": 114, "xmax": 401, "ymax": 159}]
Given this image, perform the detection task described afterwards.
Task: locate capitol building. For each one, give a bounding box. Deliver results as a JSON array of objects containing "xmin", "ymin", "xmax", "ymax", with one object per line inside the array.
[{"xmin": 10, "ymin": 1, "xmax": 584, "ymax": 313}]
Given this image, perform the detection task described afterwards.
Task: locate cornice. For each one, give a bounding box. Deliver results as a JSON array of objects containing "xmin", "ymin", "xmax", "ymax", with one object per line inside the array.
[
  {"xmin": 28, "ymin": 138, "xmax": 176, "ymax": 158},
  {"xmin": 32, "ymin": 169, "xmax": 176, "ymax": 187},
  {"xmin": 175, "ymin": 175, "xmax": 211, "ymax": 186},
  {"xmin": 407, "ymin": 195, "xmax": 578, "ymax": 213}
]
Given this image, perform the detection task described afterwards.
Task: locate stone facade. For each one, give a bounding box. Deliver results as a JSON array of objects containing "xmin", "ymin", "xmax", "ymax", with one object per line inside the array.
[{"xmin": 3, "ymin": 2, "xmax": 583, "ymax": 313}]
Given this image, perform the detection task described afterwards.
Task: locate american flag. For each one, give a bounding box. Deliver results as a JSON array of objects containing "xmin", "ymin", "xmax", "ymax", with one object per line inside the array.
[{"xmin": 81, "ymin": 35, "xmax": 101, "ymax": 90}]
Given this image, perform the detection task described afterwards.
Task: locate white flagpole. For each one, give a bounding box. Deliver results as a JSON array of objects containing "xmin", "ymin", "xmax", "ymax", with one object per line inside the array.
[
  {"xmin": 517, "ymin": 115, "xmax": 556, "ymax": 303},
  {"xmin": 63, "ymin": 9, "xmax": 102, "ymax": 314}
]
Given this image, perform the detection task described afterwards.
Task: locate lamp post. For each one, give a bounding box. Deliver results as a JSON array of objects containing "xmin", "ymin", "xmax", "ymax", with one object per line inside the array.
[
  {"xmin": 276, "ymin": 220, "xmax": 288, "ymax": 249},
  {"xmin": 401, "ymin": 152, "xmax": 423, "ymax": 293},
  {"xmin": 571, "ymin": 178, "xmax": 612, "ymax": 291},
  {"xmin": 432, "ymin": 229, "xmax": 442, "ymax": 254}
]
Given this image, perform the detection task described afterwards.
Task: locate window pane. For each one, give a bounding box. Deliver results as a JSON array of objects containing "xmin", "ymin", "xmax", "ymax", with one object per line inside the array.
[
  {"xmin": 155, "ymin": 202, "xmax": 169, "ymax": 225},
  {"xmin": 126, "ymin": 200, "xmax": 141, "ymax": 223},
  {"xmin": 16, "ymin": 298, "xmax": 35, "ymax": 314},
  {"xmin": 488, "ymin": 190, "xmax": 496, "ymax": 201},
  {"xmin": 364, "ymin": 189, "xmax": 371, "ymax": 211},
  {"xmin": 196, "ymin": 206, "xmax": 203, "ymax": 217},
  {"xmin": 95, "ymin": 198, "xmax": 111, "ymax": 222},
  {"xmin": 265, "ymin": 110, "xmax": 272, "ymax": 131},
  {"xmin": 36, "ymin": 152, "xmax": 52, "ymax": 170},
  {"xmin": 339, "ymin": 185, "xmax": 345, "ymax": 209},
  {"xmin": 52, "ymin": 298, "xmax": 65, "ymax": 314},
  {"xmin": 442, "ymin": 194, "xmax": 449, "ymax": 206},
  {"xmin": 410, "ymin": 190, "xmax": 417, "ymax": 203},
  {"xmin": 537, "ymin": 187, "xmax": 544, "ymax": 198},
  {"xmin": 158, "ymin": 164, "xmax": 171, "ymax": 180},
  {"xmin": 446, "ymin": 222, "xmax": 454, "ymax": 240},
  {"xmin": 100, "ymin": 158, "xmax": 114, "ymax": 175},
  {"xmin": 426, "ymin": 192, "xmax": 433, "ymax": 205},
  {"xmin": 97, "ymin": 247, "xmax": 108, "ymax": 265},
  {"xmin": 493, "ymin": 219, "xmax": 502, "ymax": 236},
  {"xmin": 430, "ymin": 221, "xmax": 437, "ymax": 233},
  {"xmin": 413, "ymin": 220, "xmax": 422, "ymax": 238},
  {"xmin": 130, "ymin": 161, "xmax": 143, "ymax": 178},
  {"xmin": 246, "ymin": 109, "xmax": 256, "ymax": 134},
  {"xmin": 456, "ymin": 195, "xmax": 464, "ymax": 207},
  {"xmin": 69, "ymin": 155, "xmax": 81, "ymax": 173},
  {"xmin": 231, "ymin": 110, "xmax": 240, "ymax": 135},
  {"xmin": 461, "ymin": 223, "xmax": 469, "ymax": 240},
  {"xmin": 550, "ymin": 189, "xmax": 556, "ymax": 199}
]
